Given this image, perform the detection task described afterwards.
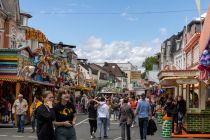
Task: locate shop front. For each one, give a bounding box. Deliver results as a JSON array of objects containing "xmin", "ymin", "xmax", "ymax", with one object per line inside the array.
[{"xmin": 158, "ymin": 70, "xmax": 210, "ymax": 134}]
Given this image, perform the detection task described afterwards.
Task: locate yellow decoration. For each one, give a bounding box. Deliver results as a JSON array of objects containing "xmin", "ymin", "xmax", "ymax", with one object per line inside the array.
[{"xmin": 0, "ymin": 57, "xmax": 18, "ymax": 61}]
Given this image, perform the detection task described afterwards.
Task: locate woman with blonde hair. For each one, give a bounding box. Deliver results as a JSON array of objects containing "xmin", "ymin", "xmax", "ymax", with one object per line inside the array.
[{"xmin": 54, "ymin": 88, "xmax": 77, "ymax": 140}]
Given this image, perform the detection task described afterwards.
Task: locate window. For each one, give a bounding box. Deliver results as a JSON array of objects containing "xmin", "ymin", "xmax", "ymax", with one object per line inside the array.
[
  {"xmin": 193, "ymin": 45, "xmax": 199, "ymax": 65},
  {"xmin": 189, "ymin": 87, "xmax": 199, "ymax": 108},
  {"xmin": 206, "ymin": 86, "xmax": 210, "ymax": 109},
  {"xmin": 176, "ymin": 40, "xmax": 181, "ymax": 51},
  {"xmin": 11, "ymin": 36, "xmax": 16, "ymax": 49},
  {"xmin": 187, "ymin": 52, "xmax": 192, "ymax": 68}
]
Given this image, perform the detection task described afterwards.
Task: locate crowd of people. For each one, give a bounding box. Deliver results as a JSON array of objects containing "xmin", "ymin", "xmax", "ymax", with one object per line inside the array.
[
  {"xmin": 160, "ymin": 94, "xmax": 187, "ymax": 135},
  {"xmin": 10, "ymin": 88, "xmax": 187, "ymax": 140}
]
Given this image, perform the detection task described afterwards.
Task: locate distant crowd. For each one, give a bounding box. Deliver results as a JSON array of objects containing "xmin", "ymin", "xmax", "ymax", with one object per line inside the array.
[{"xmin": 8, "ymin": 87, "xmax": 186, "ymax": 140}]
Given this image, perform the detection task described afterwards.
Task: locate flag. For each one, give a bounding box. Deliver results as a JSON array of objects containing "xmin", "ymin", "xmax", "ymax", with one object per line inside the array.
[{"xmin": 195, "ymin": 0, "xmax": 201, "ymax": 17}]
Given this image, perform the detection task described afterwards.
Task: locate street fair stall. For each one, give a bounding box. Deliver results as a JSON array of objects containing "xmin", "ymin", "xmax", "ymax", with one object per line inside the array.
[{"xmin": 158, "ymin": 69, "xmax": 210, "ymax": 138}]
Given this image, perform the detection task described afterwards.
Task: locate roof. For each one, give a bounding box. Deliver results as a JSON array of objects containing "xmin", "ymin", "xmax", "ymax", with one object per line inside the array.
[
  {"xmin": 162, "ymin": 35, "xmax": 177, "ymax": 56},
  {"xmin": 102, "ymin": 62, "xmax": 126, "ymax": 77},
  {"xmin": 187, "ymin": 20, "xmax": 202, "ymax": 28},
  {"xmin": 48, "ymin": 41, "xmax": 76, "ymax": 48},
  {"xmin": 90, "ymin": 63, "xmax": 109, "ymax": 74},
  {"xmin": 20, "ymin": 11, "xmax": 32, "ymax": 18},
  {"xmin": 79, "ymin": 62, "xmax": 89, "ymax": 71}
]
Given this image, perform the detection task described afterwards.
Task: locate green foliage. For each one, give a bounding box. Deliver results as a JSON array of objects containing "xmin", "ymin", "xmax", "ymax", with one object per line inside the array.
[
  {"xmin": 142, "ymin": 54, "xmax": 159, "ymax": 71},
  {"xmin": 141, "ymin": 71, "xmax": 146, "ymax": 79}
]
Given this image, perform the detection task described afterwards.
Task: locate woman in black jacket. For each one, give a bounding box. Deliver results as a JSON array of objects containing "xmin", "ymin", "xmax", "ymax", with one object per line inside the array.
[
  {"xmin": 176, "ymin": 96, "xmax": 186, "ymax": 134},
  {"xmin": 88, "ymin": 99, "xmax": 98, "ymax": 139},
  {"xmin": 36, "ymin": 91, "xmax": 55, "ymax": 140}
]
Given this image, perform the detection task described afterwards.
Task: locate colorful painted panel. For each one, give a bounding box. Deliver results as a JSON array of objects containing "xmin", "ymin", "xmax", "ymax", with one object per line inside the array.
[
  {"xmin": 0, "ymin": 61, "xmax": 17, "ymax": 75},
  {"xmin": 0, "ymin": 51, "xmax": 18, "ymax": 76}
]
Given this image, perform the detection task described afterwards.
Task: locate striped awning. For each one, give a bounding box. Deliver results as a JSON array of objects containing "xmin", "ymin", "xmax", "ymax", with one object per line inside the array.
[
  {"xmin": 0, "ymin": 75, "xmax": 55, "ymax": 86},
  {"xmin": 0, "ymin": 75, "xmax": 23, "ymax": 82}
]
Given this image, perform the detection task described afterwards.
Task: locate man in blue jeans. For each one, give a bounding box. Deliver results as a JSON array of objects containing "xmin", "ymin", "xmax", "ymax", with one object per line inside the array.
[
  {"xmin": 12, "ymin": 94, "xmax": 28, "ymax": 133},
  {"xmin": 135, "ymin": 94, "xmax": 151, "ymax": 140}
]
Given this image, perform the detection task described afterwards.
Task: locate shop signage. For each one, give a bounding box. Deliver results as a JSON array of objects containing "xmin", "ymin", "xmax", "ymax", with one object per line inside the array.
[
  {"xmin": 131, "ymin": 71, "xmax": 141, "ymax": 80},
  {"xmin": 159, "ymin": 70, "xmax": 200, "ymax": 79},
  {"xmin": 176, "ymin": 79, "xmax": 198, "ymax": 84}
]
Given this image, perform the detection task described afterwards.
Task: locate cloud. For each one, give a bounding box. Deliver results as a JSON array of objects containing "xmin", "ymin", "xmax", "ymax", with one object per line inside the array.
[
  {"xmin": 159, "ymin": 27, "xmax": 167, "ymax": 35},
  {"xmin": 121, "ymin": 12, "xmax": 138, "ymax": 21},
  {"xmin": 75, "ymin": 36, "xmax": 160, "ymax": 69},
  {"xmin": 121, "ymin": 7, "xmax": 138, "ymax": 22}
]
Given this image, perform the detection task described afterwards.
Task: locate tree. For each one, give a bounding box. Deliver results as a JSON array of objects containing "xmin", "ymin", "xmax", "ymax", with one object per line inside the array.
[
  {"xmin": 141, "ymin": 53, "xmax": 160, "ymax": 79},
  {"xmin": 142, "ymin": 54, "xmax": 159, "ymax": 71}
]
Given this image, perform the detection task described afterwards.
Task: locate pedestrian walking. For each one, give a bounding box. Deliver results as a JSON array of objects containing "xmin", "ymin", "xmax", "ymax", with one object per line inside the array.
[
  {"xmin": 30, "ymin": 95, "xmax": 42, "ymax": 133},
  {"xmin": 119, "ymin": 98, "xmax": 134, "ymax": 140},
  {"xmin": 36, "ymin": 91, "xmax": 55, "ymax": 140},
  {"xmin": 81, "ymin": 94, "xmax": 88, "ymax": 114},
  {"xmin": 106, "ymin": 98, "xmax": 112, "ymax": 130},
  {"xmin": 88, "ymin": 99, "xmax": 98, "ymax": 139},
  {"xmin": 95, "ymin": 97, "xmax": 109, "ymax": 140},
  {"xmin": 129, "ymin": 97, "xmax": 137, "ymax": 127},
  {"xmin": 54, "ymin": 88, "xmax": 77, "ymax": 140},
  {"xmin": 135, "ymin": 94, "xmax": 151, "ymax": 140},
  {"xmin": 112, "ymin": 100, "xmax": 120, "ymax": 121},
  {"xmin": 12, "ymin": 94, "xmax": 28, "ymax": 133}
]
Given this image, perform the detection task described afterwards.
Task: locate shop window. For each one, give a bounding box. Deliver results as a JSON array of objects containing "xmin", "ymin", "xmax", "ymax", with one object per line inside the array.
[
  {"xmin": 206, "ymin": 86, "xmax": 210, "ymax": 109},
  {"xmin": 189, "ymin": 89, "xmax": 199, "ymax": 108}
]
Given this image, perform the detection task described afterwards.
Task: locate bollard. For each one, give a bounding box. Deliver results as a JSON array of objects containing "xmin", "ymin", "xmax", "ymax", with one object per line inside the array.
[
  {"xmin": 156, "ymin": 112, "xmax": 163, "ymax": 124},
  {"xmin": 162, "ymin": 115, "xmax": 172, "ymax": 138}
]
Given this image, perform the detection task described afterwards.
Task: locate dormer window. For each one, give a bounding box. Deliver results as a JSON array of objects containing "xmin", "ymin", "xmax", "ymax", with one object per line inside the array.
[
  {"xmin": 176, "ymin": 40, "xmax": 181, "ymax": 51},
  {"xmin": 20, "ymin": 12, "xmax": 32, "ymax": 27}
]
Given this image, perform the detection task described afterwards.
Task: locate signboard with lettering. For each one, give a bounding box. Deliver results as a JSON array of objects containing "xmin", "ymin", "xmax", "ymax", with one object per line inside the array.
[
  {"xmin": 131, "ymin": 71, "xmax": 141, "ymax": 80},
  {"xmin": 159, "ymin": 70, "xmax": 200, "ymax": 80},
  {"xmin": 176, "ymin": 79, "xmax": 198, "ymax": 84}
]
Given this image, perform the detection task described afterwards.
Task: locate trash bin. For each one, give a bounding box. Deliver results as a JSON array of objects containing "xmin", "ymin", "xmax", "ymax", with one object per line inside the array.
[
  {"xmin": 162, "ymin": 115, "xmax": 172, "ymax": 138},
  {"xmin": 156, "ymin": 112, "xmax": 163, "ymax": 124}
]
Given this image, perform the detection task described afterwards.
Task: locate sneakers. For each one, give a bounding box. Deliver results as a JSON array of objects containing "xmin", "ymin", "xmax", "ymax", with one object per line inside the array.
[
  {"xmin": 131, "ymin": 124, "xmax": 135, "ymax": 128},
  {"xmin": 91, "ymin": 135, "xmax": 94, "ymax": 139}
]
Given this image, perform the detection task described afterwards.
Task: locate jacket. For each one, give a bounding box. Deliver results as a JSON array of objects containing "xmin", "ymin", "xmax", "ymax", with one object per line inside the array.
[
  {"xmin": 12, "ymin": 99, "xmax": 28, "ymax": 115},
  {"xmin": 36, "ymin": 104, "xmax": 55, "ymax": 140},
  {"xmin": 177, "ymin": 99, "xmax": 186, "ymax": 114},
  {"xmin": 30, "ymin": 100, "xmax": 42, "ymax": 116},
  {"xmin": 119, "ymin": 103, "xmax": 134, "ymax": 125},
  {"xmin": 88, "ymin": 104, "xmax": 97, "ymax": 120}
]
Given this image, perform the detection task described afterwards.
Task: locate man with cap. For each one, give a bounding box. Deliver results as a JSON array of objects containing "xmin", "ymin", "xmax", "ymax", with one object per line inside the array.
[
  {"xmin": 135, "ymin": 93, "xmax": 151, "ymax": 140},
  {"xmin": 12, "ymin": 94, "xmax": 28, "ymax": 133}
]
